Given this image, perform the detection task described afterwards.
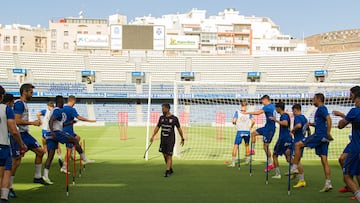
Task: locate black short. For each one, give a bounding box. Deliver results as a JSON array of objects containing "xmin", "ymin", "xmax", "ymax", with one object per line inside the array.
[{"xmin": 159, "ymin": 142, "xmax": 175, "ymax": 155}]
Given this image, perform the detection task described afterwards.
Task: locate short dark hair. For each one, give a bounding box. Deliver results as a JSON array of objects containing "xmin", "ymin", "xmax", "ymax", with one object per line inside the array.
[
  {"xmin": 47, "ymin": 101, "xmax": 54, "ymax": 107},
  {"xmin": 162, "ymin": 103, "xmax": 170, "ymax": 109},
  {"xmin": 292, "ymin": 103, "xmax": 302, "ymax": 111},
  {"xmin": 2, "ymin": 93, "xmax": 14, "ymax": 104},
  {"xmin": 260, "ymin": 95, "xmax": 270, "ymax": 101},
  {"xmin": 0, "ymin": 85, "xmax": 5, "ymax": 95},
  {"xmin": 20, "ymin": 83, "xmax": 35, "ymax": 95},
  {"xmin": 350, "ymin": 86, "xmax": 360, "ymax": 94},
  {"xmin": 275, "ymin": 101, "xmax": 285, "ymax": 110},
  {"xmin": 240, "ymin": 100, "xmax": 247, "ymax": 106},
  {"xmin": 55, "ymin": 95, "xmax": 64, "ymax": 104},
  {"xmin": 314, "ymin": 93, "xmax": 325, "ymax": 103}
]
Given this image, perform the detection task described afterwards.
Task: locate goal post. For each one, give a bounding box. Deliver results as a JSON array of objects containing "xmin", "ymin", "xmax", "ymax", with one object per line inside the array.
[{"xmin": 172, "ymin": 81, "xmax": 357, "ymax": 160}]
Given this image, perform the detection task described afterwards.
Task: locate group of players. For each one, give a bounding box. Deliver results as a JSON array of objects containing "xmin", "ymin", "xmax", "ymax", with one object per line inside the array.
[
  {"xmin": 230, "ymin": 87, "xmax": 360, "ymax": 201},
  {"xmin": 0, "ymin": 83, "xmax": 95, "ymax": 203}
]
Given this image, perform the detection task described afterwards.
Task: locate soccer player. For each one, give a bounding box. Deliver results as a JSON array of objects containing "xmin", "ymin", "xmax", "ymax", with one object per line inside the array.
[
  {"xmin": 11, "ymin": 83, "xmax": 49, "ymax": 195},
  {"xmin": 269, "ymin": 101, "xmax": 292, "ymax": 179},
  {"xmin": 61, "ymin": 95, "xmax": 96, "ymax": 173},
  {"xmin": 244, "ymin": 95, "xmax": 276, "ymax": 171},
  {"xmin": 43, "ymin": 95, "xmax": 93, "ymax": 184},
  {"xmin": 333, "ymin": 85, "xmax": 360, "ymax": 195},
  {"xmin": 291, "ymin": 93, "xmax": 333, "ymax": 192},
  {"xmin": 37, "ymin": 101, "xmax": 63, "ymax": 167},
  {"xmin": 291, "ymin": 104, "xmax": 311, "ymax": 188},
  {"xmin": 228, "ymin": 101, "xmax": 254, "ymax": 167},
  {"xmin": 150, "ymin": 103, "xmax": 185, "ymax": 177},
  {"xmin": 0, "ymin": 87, "xmax": 26, "ymax": 202},
  {"xmin": 337, "ymin": 90, "xmax": 360, "ymax": 201}
]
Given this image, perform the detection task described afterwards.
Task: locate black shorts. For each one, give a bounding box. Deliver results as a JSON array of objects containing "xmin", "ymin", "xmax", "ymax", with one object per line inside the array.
[{"xmin": 159, "ymin": 141, "xmax": 175, "ymax": 155}]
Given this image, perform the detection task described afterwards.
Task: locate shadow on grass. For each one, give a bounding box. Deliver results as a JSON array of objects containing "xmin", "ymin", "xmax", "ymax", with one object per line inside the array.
[{"xmin": 9, "ymin": 159, "xmax": 350, "ymax": 203}]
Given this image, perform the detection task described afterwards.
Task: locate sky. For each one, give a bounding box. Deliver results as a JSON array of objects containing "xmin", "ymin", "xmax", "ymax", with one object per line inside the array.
[{"xmin": 1, "ymin": 0, "xmax": 359, "ymax": 38}]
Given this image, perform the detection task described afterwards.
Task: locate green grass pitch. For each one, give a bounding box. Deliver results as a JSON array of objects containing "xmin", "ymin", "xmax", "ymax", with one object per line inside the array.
[{"xmin": 9, "ymin": 126, "xmax": 354, "ymax": 203}]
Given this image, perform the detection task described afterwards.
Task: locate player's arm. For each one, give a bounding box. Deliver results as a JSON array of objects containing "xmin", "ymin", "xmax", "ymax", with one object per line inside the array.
[
  {"xmin": 337, "ymin": 118, "xmax": 350, "ymax": 129},
  {"xmin": 325, "ymin": 115, "xmax": 333, "ymax": 140},
  {"xmin": 48, "ymin": 115, "xmax": 57, "ymax": 139},
  {"xmin": 36, "ymin": 110, "xmax": 43, "ymax": 121},
  {"xmin": 271, "ymin": 116, "xmax": 288, "ymax": 127},
  {"xmin": 6, "ymin": 108, "xmax": 26, "ymax": 151},
  {"xmin": 232, "ymin": 117, "xmax": 237, "ymax": 125},
  {"xmin": 177, "ymin": 126, "xmax": 185, "ymax": 146},
  {"xmin": 244, "ymin": 109, "xmax": 264, "ymax": 115},
  {"xmin": 150, "ymin": 126, "xmax": 160, "ymax": 142},
  {"xmin": 76, "ymin": 115, "xmax": 96, "ymax": 122},
  {"xmin": 15, "ymin": 114, "xmax": 41, "ymax": 126},
  {"xmin": 333, "ymin": 110, "xmax": 345, "ymax": 118},
  {"xmin": 291, "ymin": 123, "xmax": 302, "ymax": 134}
]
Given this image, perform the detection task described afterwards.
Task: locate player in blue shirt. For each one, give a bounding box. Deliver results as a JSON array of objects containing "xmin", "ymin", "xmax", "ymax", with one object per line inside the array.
[
  {"xmin": 291, "ymin": 93, "xmax": 333, "ymax": 192},
  {"xmin": 337, "ymin": 90, "xmax": 360, "ymax": 202},
  {"xmin": 0, "ymin": 87, "xmax": 26, "ymax": 202},
  {"xmin": 43, "ymin": 96, "xmax": 94, "ymax": 184},
  {"xmin": 61, "ymin": 95, "xmax": 95, "ymax": 173},
  {"xmin": 269, "ymin": 101, "xmax": 292, "ymax": 179},
  {"xmin": 291, "ymin": 103, "xmax": 311, "ymax": 188},
  {"xmin": 333, "ymin": 85, "xmax": 360, "ymax": 194},
  {"xmin": 244, "ymin": 95, "xmax": 276, "ymax": 172},
  {"xmin": 11, "ymin": 84, "xmax": 49, "ymax": 194}
]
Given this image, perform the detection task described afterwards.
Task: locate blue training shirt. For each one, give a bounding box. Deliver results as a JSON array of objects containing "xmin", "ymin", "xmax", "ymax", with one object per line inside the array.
[
  {"xmin": 6, "ymin": 106, "xmax": 14, "ymax": 120},
  {"xmin": 279, "ymin": 113, "xmax": 291, "ymax": 142},
  {"xmin": 314, "ymin": 105, "xmax": 329, "ymax": 137},
  {"xmin": 345, "ymin": 107, "xmax": 360, "ymax": 152},
  {"xmin": 62, "ymin": 105, "xmax": 79, "ymax": 135},
  {"xmin": 262, "ymin": 103, "xmax": 276, "ymax": 129},
  {"xmin": 293, "ymin": 114, "xmax": 308, "ymax": 142}
]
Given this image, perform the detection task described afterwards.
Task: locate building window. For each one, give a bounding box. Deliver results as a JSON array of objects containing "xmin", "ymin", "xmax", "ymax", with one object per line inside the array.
[
  {"xmin": 284, "ymin": 47, "xmax": 289, "ymax": 52},
  {"xmin": 51, "ymin": 41, "xmax": 56, "ymax": 50},
  {"xmin": 4, "ymin": 36, "xmax": 10, "ymax": 44},
  {"xmin": 63, "ymin": 42, "xmax": 69, "ymax": 49},
  {"xmin": 256, "ymin": 46, "xmax": 260, "ymax": 51},
  {"xmin": 276, "ymin": 47, "xmax": 282, "ymax": 52},
  {"xmin": 84, "ymin": 31, "xmax": 88, "ymax": 34},
  {"xmin": 96, "ymin": 31, "xmax": 101, "ymax": 35},
  {"xmin": 13, "ymin": 36, "xmax": 18, "ymax": 44},
  {"xmin": 51, "ymin": 29, "xmax": 57, "ymax": 38},
  {"xmin": 77, "ymin": 31, "xmax": 82, "ymax": 34},
  {"xmin": 270, "ymin": 47, "xmax": 275, "ymax": 51},
  {"xmin": 64, "ymin": 31, "xmax": 69, "ymax": 36}
]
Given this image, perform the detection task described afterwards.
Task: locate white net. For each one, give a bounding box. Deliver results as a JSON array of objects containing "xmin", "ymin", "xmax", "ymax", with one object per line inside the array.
[{"xmin": 170, "ymin": 81, "xmax": 356, "ymax": 160}]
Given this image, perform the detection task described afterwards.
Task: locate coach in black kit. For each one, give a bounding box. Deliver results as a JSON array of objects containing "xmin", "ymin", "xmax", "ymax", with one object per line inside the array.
[{"xmin": 150, "ymin": 103, "xmax": 185, "ymax": 177}]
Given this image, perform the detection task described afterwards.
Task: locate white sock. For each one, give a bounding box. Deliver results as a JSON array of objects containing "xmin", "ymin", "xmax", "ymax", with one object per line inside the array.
[
  {"xmin": 268, "ymin": 158, "xmax": 273, "ymax": 165},
  {"xmin": 231, "ymin": 156, "xmax": 236, "ymax": 165},
  {"xmin": 80, "ymin": 153, "xmax": 87, "ymax": 161},
  {"xmin": 251, "ymin": 144, "xmax": 255, "ymax": 151},
  {"xmin": 62, "ymin": 161, "xmax": 67, "ymax": 169},
  {"xmin": 275, "ymin": 167, "xmax": 280, "ymax": 175},
  {"xmin": 325, "ymin": 179, "xmax": 331, "ymax": 185},
  {"xmin": 35, "ymin": 164, "xmax": 42, "ymax": 179},
  {"xmin": 1, "ymin": 188, "xmax": 9, "ymax": 200},
  {"xmin": 10, "ymin": 176, "xmax": 14, "ymax": 188},
  {"xmin": 298, "ymin": 173, "xmax": 305, "ymax": 181},
  {"xmin": 58, "ymin": 153, "xmax": 62, "ymax": 159},
  {"xmin": 292, "ymin": 164, "xmax": 298, "ymax": 170},
  {"xmin": 44, "ymin": 168, "xmax": 49, "ymax": 179},
  {"xmin": 355, "ymin": 190, "xmax": 360, "ymax": 200}
]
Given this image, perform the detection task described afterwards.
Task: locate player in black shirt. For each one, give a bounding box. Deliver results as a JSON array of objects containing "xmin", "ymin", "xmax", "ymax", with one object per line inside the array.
[{"xmin": 150, "ymin": 103, "xmax": 184, "ymax": 177}]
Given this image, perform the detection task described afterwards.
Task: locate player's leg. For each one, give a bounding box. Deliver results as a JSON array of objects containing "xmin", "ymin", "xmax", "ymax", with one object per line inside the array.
[
  {"xmin": 0, "ymin": 147, "xmax": 11, "ymax": 202},
  {"xmin": 342, "ymin": 152, "xmax": 360, "ymax": 200},
  {"xmin": 272, "ymin": 141, "xmax": 281, "ymax": 178},
  {"xmin": 263, "ymin": 143, "xmax": 274, "ymax": 171},
  {"xmin": 262, "ymin": 128, "xmax": 274, "ymax": 172},
  {"xmin": 250, "ymin": 130, "xmax": 261, "ymax": 155},
  {"xmin": 41, "ymin": 130, "xmax": 47, "ymax": 154},
  {"xmin": 66, "ymin": 136, "xmax": 93, "ymax": 163},
  {"xmin": 0, "ymin": 166, "xmax": 6, "ymax": 202},
  {"xmin": 229, "ymin": 144, "xmax": 238, "ymax": 167},
  {"xmin": 230, "ymin": 132, "xmax": 241, "ymax": 167},
  {"xmin": 319, "ymin": 142, "xmax": 332, "ymax": 192},
  {"xmin": 338, "ymin": 153, "xmax": 351, "ymax": 193},
  {"xmin": 43, "ymin": 148, "xmax": 55, "ymax": 185},
  {"xmin": 244, "ymin": 135, "xmax": 250, "ymax": 164},
  {"xmin": 291, "ymin": 140, "xmax": 306, "ymax": 174}
]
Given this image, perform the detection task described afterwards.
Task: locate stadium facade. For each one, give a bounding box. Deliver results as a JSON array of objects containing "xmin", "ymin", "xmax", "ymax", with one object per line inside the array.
[{"xmin": 0, "ymin": 8, "xmax": 306, "ymax": 56}]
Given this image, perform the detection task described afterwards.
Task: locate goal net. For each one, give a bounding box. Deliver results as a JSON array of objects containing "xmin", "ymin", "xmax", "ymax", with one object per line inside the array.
[{"xmin": 169, "ymin": 81, "xmax": 356, "ymax": 160}]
